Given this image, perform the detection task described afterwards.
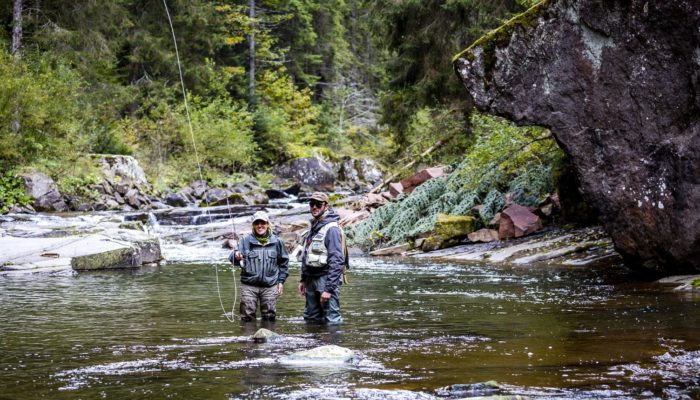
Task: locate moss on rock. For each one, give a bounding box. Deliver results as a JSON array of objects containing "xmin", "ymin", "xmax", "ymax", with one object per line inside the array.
[
  {"xmin": 71, "ymin": 247, "xmax": 138, "ymax": 270},
  {"xmin": 422, "ymin": 214, "xmax": 477, "ymax": 251},
  {"xmin": 453, "ymin": 0, "xmax": 551, "ymax": 81}
]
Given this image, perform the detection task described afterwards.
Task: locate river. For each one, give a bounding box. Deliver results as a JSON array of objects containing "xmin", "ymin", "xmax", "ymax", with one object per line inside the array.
[{"xmin": 1, "ymin": 249, "xmax": 699, "ymax": 399}]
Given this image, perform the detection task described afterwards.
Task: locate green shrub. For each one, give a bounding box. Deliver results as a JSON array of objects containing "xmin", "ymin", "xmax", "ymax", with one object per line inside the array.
[{"xmin": 0, "ymin": 172, "xmax": 32, "ymax": 213}]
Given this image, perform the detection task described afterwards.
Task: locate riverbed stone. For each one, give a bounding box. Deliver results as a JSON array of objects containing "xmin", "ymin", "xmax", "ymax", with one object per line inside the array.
[
  {"xmin": 0, "ymin": 229, "xmax": 163, "ymax": 274},
  {"xmin": 370, "ymin": 243, "xmax": 410, "ymax": 256},
  {"xmin": 96, "ymin": 155, "xmax": 149, "ymax": 187},
  {"xmin": 278, "ymin": 345, "xmax": 356, "ymax": 365},
  {"xmin": 165, "ymin": 192, "xmax": 189, "ymax": 207},
  {"xmin": 437, "ymin": 380, "xmax": 500, "ymax": 397},
  {"xmin": 468, "ymin": 228, "xmax": 499, "ymax": 243},
  {"xmin": 252, "ymin": 328, "xmax": 279, "ymax": 343},
  {"xmin": 656, "ymin": 275, "xmax": 700, "ymax": 292},
  {"xmin": 400, "ymin": 167, "xmax": 444, "ymax": 194}
]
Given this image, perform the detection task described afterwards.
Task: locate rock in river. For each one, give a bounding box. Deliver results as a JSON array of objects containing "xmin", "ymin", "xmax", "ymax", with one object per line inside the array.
[
  {"xmin": 252, "ymin": 328, "xmax": 279, "ymax": 343},
  {"xmin": 278, "ymin": 345, "xmax": 356, "ymax": 366}
]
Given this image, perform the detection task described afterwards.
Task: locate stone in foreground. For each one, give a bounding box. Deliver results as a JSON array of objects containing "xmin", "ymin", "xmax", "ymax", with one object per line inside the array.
[
  {"xmin": 252, "ymin": 328, "xmax": 279, "ymax": 343},
  {"xmin": 278, "ymin": 345, "xmax": 356, "ymax": 365}
]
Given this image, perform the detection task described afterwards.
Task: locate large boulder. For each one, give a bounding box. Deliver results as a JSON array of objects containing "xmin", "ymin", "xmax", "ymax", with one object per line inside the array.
[
  {"xmin": 338, "ymin": 158, "xmax": 384, "ymax": 189},
  {"xmin": 453, "ymin": 0, "xmax": 700, "ymax": 274},
  {"xmin": 95, "ymin": 155, "xmax": 149, "ymax": 187},
  {"xmin": 21, "ymin": 172, "xmax": 68, "ymax": 212},
  {"xmin": 273, "ymin": 157, "xmax": 337, "ymax": 190}
]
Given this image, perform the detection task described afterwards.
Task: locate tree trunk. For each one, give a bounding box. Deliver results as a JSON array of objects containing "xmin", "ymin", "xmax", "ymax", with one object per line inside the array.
[
  {"xmin": 10, "ymin": 0, "xmax": 23, "ymax": 134},
  {"xmin": 10, "ymin": 0, "xmax": 23, "ymax": 56},
  {"xmin": 248, "ymin": 0, "xmax": 256, "ymax": 107}
]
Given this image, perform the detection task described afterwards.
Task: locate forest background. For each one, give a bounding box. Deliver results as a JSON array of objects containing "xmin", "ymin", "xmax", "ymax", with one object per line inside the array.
[{"xmin": 1, "ymin": 0, "xmax": 548, "ymax": 208}]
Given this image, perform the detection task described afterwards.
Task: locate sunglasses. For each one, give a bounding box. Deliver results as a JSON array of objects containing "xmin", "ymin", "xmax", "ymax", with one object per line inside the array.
[{"xmin": 309, "ymin": 200, "xmax": 326, "ymax": 208}]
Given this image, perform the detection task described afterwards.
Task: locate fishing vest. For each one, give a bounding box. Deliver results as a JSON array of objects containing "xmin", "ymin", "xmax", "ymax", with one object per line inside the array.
[
  {"xmin": 239, "ymin": 236, "xmax": 281, "ymax": 287},
  {"xmin": 301, "ymin": 222, "xmax": 340, "ymax": 268}
]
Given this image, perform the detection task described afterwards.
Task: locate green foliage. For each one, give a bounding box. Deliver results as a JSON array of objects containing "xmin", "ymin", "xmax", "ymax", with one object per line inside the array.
[
  {"xmin": 254, "ymin": 68, "xmax": 321, "ymax": 162},
  {"xmin": 371, "ymin": 0, "xmax": 524, "ymax": 133},
  {"xmin": 51, "ymin": 157, "xmax": 104, "ymax": 203},
  {"xmin": 515, "ymin": 0, "xmax": 542, "ymax": 8},
  {"xmin": 347, "ymin": 112, "xmax": 564, "ymax": 249},
  {"xmin": 187, "ymin": 97, "xmax": 257, "ymax": 171},
  {"xmin": 0, "ymin": 0, "xmax": 536, "ymax": 198},
  {"xmin": 0, "ymin": 172, "xmax": 31, "ymax": 213},
  {"xmin": 400, "ymin": 107, "xmax": 473, "ymax": 168},
  {"xmin": 57, "ymin": 175, "xmax": 101, "ymax": 203},
  {"xmin": 0, "ymin": 50, "xmax": 86, "ymax": 169}
]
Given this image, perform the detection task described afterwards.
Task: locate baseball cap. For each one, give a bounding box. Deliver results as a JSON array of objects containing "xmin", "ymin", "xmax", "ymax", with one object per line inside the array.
[
  {"xmin": 309, "ymin": 192, "xmax": 329, "ymax": 203},
  {"xmin": 252, "ymin": 211, "xmax": 270, "ymax": 224}
]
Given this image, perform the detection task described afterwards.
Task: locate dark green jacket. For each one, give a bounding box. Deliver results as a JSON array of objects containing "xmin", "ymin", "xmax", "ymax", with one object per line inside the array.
[{"xmin": 230, "ymin": 233, "xmax": 289, "ymax": 287}]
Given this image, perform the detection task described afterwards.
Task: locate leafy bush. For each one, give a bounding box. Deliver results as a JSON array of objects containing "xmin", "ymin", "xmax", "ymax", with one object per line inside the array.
[
  {"xmin": 254, "ymin": 68, "xmax": 320, "ymax": 162},
  {"xmin": 0, "ymin": 51, "xmax": 86, "ymax": 169},
  {"xmin": 187, "ymin": 97, "xmax": 257, "ymax": 171},
  {"xmin": 0, "ymin": 172, "xmax": 31, "ymax": 213}
]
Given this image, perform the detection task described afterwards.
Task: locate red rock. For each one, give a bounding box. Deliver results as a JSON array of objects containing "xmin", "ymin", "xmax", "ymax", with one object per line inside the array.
[
  {"xmin": 399, "ymin": 167, "xmax": 444, "ymax": 193},
  {"xmin": 498, "ymin": 204, "xmax": 542, "ymax": 239},
  {"xmin": 389, "ymin": 182, "xmax": 404, "ymax": 197}
]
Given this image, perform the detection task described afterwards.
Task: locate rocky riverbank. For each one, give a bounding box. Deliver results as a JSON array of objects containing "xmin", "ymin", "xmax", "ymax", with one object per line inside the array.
[{"xmin": 2, "ymin": 207, "xmax": 698, "ymax": 292}]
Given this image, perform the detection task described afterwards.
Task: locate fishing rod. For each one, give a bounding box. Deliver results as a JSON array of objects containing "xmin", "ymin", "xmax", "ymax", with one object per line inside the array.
[{"xmin": 162, "ymin": 0, "xmax": 238, "ymax": 323}]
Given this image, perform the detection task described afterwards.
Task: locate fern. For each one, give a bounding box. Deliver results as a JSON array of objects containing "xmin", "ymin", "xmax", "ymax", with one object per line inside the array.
[{"xmin": 346, "ymin": 113, "xmax": 564, "ymax": 250}]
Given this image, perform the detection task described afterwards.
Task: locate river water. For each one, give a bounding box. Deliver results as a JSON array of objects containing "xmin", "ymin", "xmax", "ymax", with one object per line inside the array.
[{"xmin": 1, "ymin": 249, "xmax": 699, "ymax": 399}]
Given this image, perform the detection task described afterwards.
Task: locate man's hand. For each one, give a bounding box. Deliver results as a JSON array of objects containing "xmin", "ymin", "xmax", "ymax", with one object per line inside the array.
[
  {"xmin": 277, "ymin": 283, "xmax": 284, "ymax": 296},
  {"xmin": 298, "ymin": 282, "xmax": 305, "ymax": 296},
  {"xmin": 234, "ymin": 251, "xmax": 242, "ymax": 261},
  {"xmin": 320, "ymin": 291, "xmax": 331, "ymax": 303}
]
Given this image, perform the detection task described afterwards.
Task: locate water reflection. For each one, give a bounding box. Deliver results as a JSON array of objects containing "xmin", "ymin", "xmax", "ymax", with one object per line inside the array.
[{"xmin": 1, "ymin": 257, "xmax": 699, "ymax": 399}]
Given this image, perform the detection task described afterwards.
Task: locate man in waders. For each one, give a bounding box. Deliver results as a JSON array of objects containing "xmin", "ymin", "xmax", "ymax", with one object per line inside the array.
[
  {"xmin": 297, "ymin": 192, "xmax": 347, "ymax": 324},
  {"xmin": 230, "ymin": 211, "xmax": 289, "ymax": 323}
]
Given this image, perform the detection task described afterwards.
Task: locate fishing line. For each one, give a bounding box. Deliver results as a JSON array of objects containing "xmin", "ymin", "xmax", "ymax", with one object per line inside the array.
[{"xmin": 162, "ymin": 0, "xmax": 237, "ymax": 323}]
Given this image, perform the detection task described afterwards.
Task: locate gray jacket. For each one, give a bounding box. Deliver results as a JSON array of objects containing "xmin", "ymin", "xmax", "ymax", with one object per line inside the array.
[{"xmin": 230, "ymin": 232, "xmax": 289, "ymax": 287}]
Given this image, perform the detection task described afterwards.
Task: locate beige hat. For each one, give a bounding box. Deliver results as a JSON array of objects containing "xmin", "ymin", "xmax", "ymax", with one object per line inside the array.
[
  {"xmin": 251, "ymin": 211, "xmax": 270, "ymax": 224},
  {"xmin": 309, "ymin": 192, "xmax": 329, "ymax": 203}
]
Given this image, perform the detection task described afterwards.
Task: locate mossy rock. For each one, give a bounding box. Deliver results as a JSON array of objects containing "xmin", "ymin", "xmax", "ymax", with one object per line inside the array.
[
  {"xmin": 252, "ymin": 328, "xmax": 279, "ymax": 343},
  {"xmin": 422, "ymin": 214, "xmax": 477, "ymax": 252},
  {"xmin": 71, "ymin": 247, "xmax": 138, "ymax": 270}
]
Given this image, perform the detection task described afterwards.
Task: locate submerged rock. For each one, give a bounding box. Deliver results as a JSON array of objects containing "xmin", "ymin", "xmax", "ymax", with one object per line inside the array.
[
  {"xmin": 278, "ymin": 345, "xmax": 356, "ymax": 365},
  {"xmin": 252, "ymin": 328, "xmax": 279, "ymax": 343},
  {"xmin": 437, "ymin": 380, "xmax": 500, "ymax": 397}
]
